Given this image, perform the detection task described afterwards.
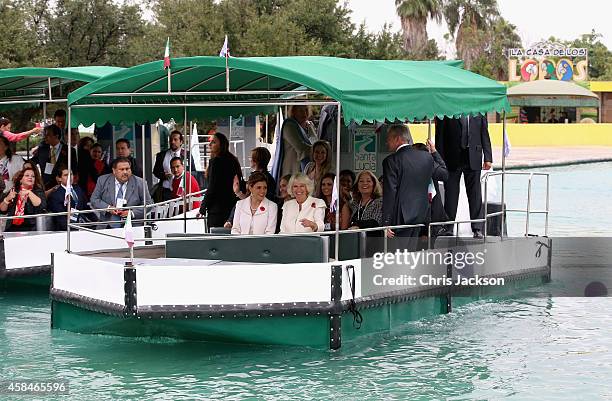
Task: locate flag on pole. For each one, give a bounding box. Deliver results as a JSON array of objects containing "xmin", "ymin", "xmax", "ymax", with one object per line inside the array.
[
  {"xmin": 190, "ymin": 123, "xmax": 204, "ymax": 172},
  {"xmin": 124, "ymin": 211, "xmax": 134, "ymax": 248},
  {"xmin": 163, "ymin": 37, "xmax": 171, "ymax": 69},
  {"xmin": 64, "ymin": 181, "xmax": 72, "ymax": 207},
  {"xmin": 330, "ymin": 176, "xmax": 339, "ymax": 213},
  {"xmin": 219, "ymin": 35, "xmax": 230, "ymax": 57},
  {"xmin": 427, "ymin": 180, "xmax": 437, "ymax": 202},
  {"xmin": 103, "ymin": 145, "xmax": 111, "ymax": 166},
  {"xmin": 503, "ymin": 132, "xmax": 512, "ymax": 157}
]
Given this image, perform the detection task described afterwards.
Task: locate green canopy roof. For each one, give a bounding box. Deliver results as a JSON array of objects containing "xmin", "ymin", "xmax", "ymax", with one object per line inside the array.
[
  {"xmin": 0, "ymin": 66, "xmax": 124, "ymax": 111},
  {"xmin": 67, "ymin": 56, "xmax": 509, "ymax": 126}
]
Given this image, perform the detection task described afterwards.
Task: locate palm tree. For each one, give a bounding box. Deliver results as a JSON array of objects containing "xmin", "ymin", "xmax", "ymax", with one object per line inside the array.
[
  {"xmin": 395, "ymin": 0, "xmax": 442, "ymax": 57},
  {"xmin": 444, "ymin": 0, "xmax": 499, "ymax": 68}
]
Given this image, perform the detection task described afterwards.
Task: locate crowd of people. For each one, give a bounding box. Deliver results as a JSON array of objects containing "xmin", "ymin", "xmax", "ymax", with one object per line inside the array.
[{"xmin": 0, "ymin": 105, "xmax": 493, "ymax": 243}]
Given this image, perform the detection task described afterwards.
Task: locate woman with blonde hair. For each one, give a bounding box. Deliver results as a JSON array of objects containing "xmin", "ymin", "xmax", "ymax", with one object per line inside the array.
[
  {"xmin": 303, "ymin": 140, "xmax": 332, "ymax": 196},
  {"xmin": 280, "ymin": 173, "xmax": 326, "ymax": 233},
  {"xmin": 275, "ymin": 105, "xmax": 317, "ymax": 180}
]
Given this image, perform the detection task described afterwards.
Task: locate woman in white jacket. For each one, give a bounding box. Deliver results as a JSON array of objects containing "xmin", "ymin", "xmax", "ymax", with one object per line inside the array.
[
  {"xmin": 280, "ymin": 173, "xmax": 326, "ymax": 233},
  {"xmin": 232, "ymin": 172, "xmax": 278, "ymax": 235},
  {"xmin": 0, "ymin": 136, "xmax": 24, "ymax": 193}
]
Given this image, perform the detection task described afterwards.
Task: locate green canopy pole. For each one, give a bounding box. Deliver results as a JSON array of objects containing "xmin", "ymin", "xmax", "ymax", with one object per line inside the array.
[
  {"xmin": 334, "ymin": 103, "xmax": 341, "ymax": 261},
  {"xmin": 501, "ymin": 110, "xmax": 506, "ymax": 239},
  {"xmin": 141, "ymin": 124, "xmax": 147, "ymax": 224},
  {"xmin": 183, "ymin": 107, "xmax": 188, "ymax": 233},
  {"xmin": 66, "ymin": 107, "xmax": 72, "ymax": 252}
]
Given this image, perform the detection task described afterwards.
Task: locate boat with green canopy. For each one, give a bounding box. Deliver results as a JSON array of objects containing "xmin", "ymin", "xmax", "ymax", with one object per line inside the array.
[
  {"xmin": 36, "ymin": 56, "xmax": 550, "ymax": 348},
  {"xmin": 0, "ymin": 65, "xmax": 207, "ymax": 287}
]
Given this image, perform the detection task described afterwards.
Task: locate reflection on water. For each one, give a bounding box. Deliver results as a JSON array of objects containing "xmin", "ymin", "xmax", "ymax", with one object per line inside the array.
[
  {"xmin": 1, "ymin": 292, "xmax": 611, "ymax": 400},
  {"xmin": 1, "ymin": 163, "xmax": 611, "ymax": 400}
]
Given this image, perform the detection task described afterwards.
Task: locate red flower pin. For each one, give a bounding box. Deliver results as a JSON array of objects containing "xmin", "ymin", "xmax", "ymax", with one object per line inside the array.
[
  {"xmin": 260, "ymin": 206, "xmax": 265, "ymax": 212},
  {"xmin": 311, "ymin": 202, "xmax": 316, "ymax": 208}
]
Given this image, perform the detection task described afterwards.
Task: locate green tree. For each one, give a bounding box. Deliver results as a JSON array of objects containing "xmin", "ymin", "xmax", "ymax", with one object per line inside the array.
[
  {"xmin": 0, "ymin": 0, "xmax": 49, "ymax": 68},
  {"xmin": 444, "ymin": 0, "xmax": 499, "ymax": 69},
  {"xmin": 395, "ymin": 0, "xmax": 442, "ymax": 58},
  {"xmin": 569, "ymin": 30, "xmax": 612, "ymax": 80},
  {"xmin": 45, "ymin": 0, "xmax": 146, "ymax": 66},
  {"xmin": 470, "ymin": 17, "xmax": 521, "ymax": 80}
]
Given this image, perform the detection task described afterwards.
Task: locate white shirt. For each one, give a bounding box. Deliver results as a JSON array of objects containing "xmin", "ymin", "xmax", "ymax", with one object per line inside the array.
[
  {"xmin": 280, "ymin": 196, "xmax": 326, "ymax": 233},
  {"xmin": 396, "ymin": 143, "xmax": 410, "ymax": 152},
  {"xmin": 114, "ymin": 179, "xmax": 127, "ymax": 206},
  {"xmin": 231, "ymin": 197, "xmax": 278, "ymax": 235},
  {"xmin": 162, "ymin": 148, "xmax": 183, "ymax": 189}
]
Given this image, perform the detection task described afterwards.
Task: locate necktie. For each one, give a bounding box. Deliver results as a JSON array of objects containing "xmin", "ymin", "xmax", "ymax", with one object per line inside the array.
[
  {"xmin": 116, "ymin": 184, "xmax": 125, "ymax": 205},
  {"xmin": 50, "ymin": 146, "xmax": 57, "ymax": 164},
  {"xmin": 461, "ymin": 116, "xmax": 470, "ymax": 149}
]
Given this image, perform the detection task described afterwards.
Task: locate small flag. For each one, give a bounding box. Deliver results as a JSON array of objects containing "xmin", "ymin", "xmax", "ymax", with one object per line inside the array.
[
  {"xmin": 219, "ymin": 35, "xmax": 230, "ymax": 58},
  {"xmin": 124, "ymin": 211, "xmax": 134, "ymax": 248},
  {"xmin": 64, "ymin": 181, "xmax": 72, "ymax": 207},
  {"xmin": 163, "ymin": 37, "xmax": 171, "ymax": 70},
  {"xmin": 427, "ymin": 180, "xmax": 437, "ymax": 202},
  {"xmin": 190, "ymin": 123, "xmax": 204, "ymax": 172},
  {"xmin": 503, "ymin": 132, "xmax": 511, "ymax": 157},
  {"xmin": 330, "ymin": 176, "xmax": 339, "ymax": 213}
]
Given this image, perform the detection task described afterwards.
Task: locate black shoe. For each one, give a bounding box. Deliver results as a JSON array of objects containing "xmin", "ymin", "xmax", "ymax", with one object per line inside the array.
[{"xmin": 473, "ymin": 230, "xmax": 483, "ymax": 239}]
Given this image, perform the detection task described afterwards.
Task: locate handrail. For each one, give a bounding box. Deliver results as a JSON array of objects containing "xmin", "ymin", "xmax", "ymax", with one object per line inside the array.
[
  {"xmin": 481, "ymin": 170, "xmax": 550, "ymax": 239},
  {"xmin": 0, "ymin": 189, "xmax": 205, "ymax": 222}
]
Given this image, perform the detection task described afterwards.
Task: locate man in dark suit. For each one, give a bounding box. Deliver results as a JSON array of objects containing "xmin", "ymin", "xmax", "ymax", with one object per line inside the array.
[
  {"xmin": 152, "ymin": 130, "xmax": 187, "ymax": 201},
  {"xmin": 47, "ymin": 165, "xmax": 89, "ymax": 231},
  {"xmin": 31, "ymin": 124, "xmax": 78, "ymax": 190},
  {"xmin": 435, "ymin": 114, "xmax": 492, "ymax": 238},
  {"xmin": 90, "ymin": 157, "xmax": 151, "ymax": 227},
  {"xmin": 383, "ymin": 124, "xmax": 448, "ymax": 246},
  {"xmin": 114, "ymin": 138, "xmax": 143, "ymax": 178}
]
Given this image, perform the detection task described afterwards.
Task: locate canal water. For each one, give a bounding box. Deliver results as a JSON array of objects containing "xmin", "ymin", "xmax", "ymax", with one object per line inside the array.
[{"xmin": 1, "ymin": 162, "xmax": 611, "ymax": 400}]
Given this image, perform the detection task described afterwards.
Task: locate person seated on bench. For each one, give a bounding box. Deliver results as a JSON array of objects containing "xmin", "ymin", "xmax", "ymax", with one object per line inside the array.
[
  {"xmin": 231, "ymin": 171, "xmax": 277, "ymax": 235},
  {"xmin": 280, "ymin": 173, "xmax": 325, "ymax": 233}
]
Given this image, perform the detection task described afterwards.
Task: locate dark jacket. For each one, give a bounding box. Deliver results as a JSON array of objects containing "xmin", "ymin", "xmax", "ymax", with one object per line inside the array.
[
  {"xmin": 0, "ymin": 187, "xmax": 47, "ymax": 231},
  {"xmin": 382, "ymin": 146, "xmax": 448, "ymax": 227},
  {"xmin": 435, "ymin": 115, "xmax": 492, "ymax": 171},
  {"xmin": 199, "ymin": 153, "xmax": 242, "ymax": 225},
  {"xmin": 47, "ymin": 184, "xmax": 88, "ymax": 231},
  {"xmin": 31, "ymin": 142, "xmax": 78, "ymax": 190}
]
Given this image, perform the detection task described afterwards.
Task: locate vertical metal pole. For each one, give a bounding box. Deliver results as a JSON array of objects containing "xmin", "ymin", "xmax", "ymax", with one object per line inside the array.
[
  {"xmin": 501, "ymin": 111, "xmax": 507, "ymax": 239},
  {"xmin": 265, "ymin": 114, "xmax": 269, "ymax": 143},
  {"xmin": 141, "ymin": 124, "xmax": 147, "ymax": 224},
  {"xmin": 47, "ymin": 78, "xmax": 53, "ymax": 101},
  {"xmin": 545, "ymin": 175, "xmax": 550, "ymax": 237},
  {"xmin": 334, "ymin": 103, "xmax": 341, "ymax": 261},
  {"xmin": 526, "ymin": 173, "xmax": 533, "ymax": 236},
  {"xmin": 66, "ymin": 107, "xmax": 72, "ymax": 252},
  {"xmin": 483, "ymin": 177, "xmax": 488, "ymax": 240},
  {"xmin": 183, "ymin": 108, "xmax": 188, "ymax": 233},
  {"xmin": 167, "ymin": 68, "xmax": 171, "ymax": 93},
  {"xmin": 188, "ymin": 121, "xmax": 193, "ymax": 210},
  {"xmin": 427, "ymin": 119, "xmax": 432, "ymax": 141}
]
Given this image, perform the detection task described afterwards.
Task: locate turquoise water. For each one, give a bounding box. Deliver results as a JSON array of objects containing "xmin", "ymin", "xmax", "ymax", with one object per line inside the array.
[
  {"xmin": 503, "ymin": 161, "xmax": 612, "ymax": 236},
  {"xmin": 1, "ymin": 162, "xmax": 612, "ymax": 400}
]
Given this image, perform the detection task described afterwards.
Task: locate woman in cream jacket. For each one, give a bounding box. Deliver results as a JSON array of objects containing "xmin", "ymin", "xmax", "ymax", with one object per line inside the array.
[
  {"xmin": 280, "ymin": 173, "xmax": 326, "ymax": 233},
  {"xmin": 232, "ymin": 172, "xmax": 278, "ymax": 235}
]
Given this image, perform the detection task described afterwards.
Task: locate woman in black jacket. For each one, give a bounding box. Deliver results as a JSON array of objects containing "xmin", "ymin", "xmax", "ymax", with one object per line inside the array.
[
  {"xmin": 199, "ymin": 132, "xmax": 242, "ymax": 228},
  {"xmin": 0, "ymin": 167, "xmax": 47, "ymax": 232}
]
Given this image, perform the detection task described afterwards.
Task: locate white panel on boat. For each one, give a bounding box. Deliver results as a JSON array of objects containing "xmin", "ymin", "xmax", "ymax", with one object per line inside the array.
[
  {"xmin": 53, "ymin": 252, "xmax": 126, "ymax": 305},
  {"xmin": 135, "ymin": 262, "xmax": 332, "ymax": 306}
]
